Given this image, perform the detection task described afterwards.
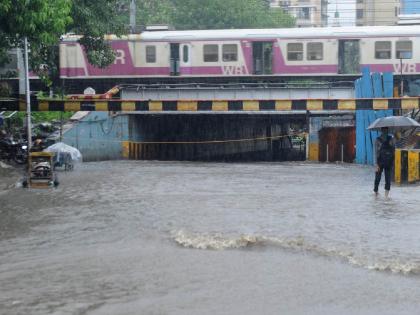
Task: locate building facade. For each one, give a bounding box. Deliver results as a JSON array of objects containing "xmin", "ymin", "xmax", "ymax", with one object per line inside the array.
[
  {"xmin": 401, "ymin": 0, "xmax": 420, "ymax": 14},
  {"xmin": 356, "ymin": 0, "xmax": 400, "ymax": 26},
  {"xmin": 398, "ymin": 0, "xmax": 420, "ymax": 25},
  {"xmin": 270, "ymin": 0, "xmax": 328, "ymax": 27}
]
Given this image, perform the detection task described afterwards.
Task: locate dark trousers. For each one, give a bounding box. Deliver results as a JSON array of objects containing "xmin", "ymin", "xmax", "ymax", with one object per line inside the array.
[{"xmin": 374, "ymin": 165, "xmax": 391, "ymax": 192}]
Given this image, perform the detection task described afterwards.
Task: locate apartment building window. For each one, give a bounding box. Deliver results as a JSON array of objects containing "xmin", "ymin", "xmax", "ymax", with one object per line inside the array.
[
  {"xmin": 287, "ymin": 43, "xmax": 303, "ymax": 61},
  {"xmin": 375, "ymin": 41, "xmax": 391, "ymax": 59},
  {"xmin": 396, "ymin": 41, "xmax": 413, "ymax": 59},
  {"xmin": 307, "ymin": 42, "xmax": 323, "ymax": 60},
  {"xmin": 203, "ymin": 44, "xmax": 219, "ymax": 62},
  {"xmin": 356, "ymin": 9, "xmax": 363, "ymax": 19},
  {"xmin": 146, "ymin": 46, "xmax": 156, "ymax": 63},
  {"xmin": 297, "ymin": 7, "xmax": 311, "ymax": 20},
  {"xmin": 222, "ymin": 44, "xmax": 238, "ymax": 62}
]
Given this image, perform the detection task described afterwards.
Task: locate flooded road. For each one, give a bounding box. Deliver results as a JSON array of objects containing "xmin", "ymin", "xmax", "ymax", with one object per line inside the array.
[{"xmin": 1, "ymin": 161, "xmax": 420, "ymax": 315}]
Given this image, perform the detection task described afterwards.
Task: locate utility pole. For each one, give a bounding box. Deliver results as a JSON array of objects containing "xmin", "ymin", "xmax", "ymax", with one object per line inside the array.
[
  {"xmin": 400, "ymin": 57, "xmax": 403, "ymax": 97},
  {"xmin": 24, "ymin": 37, "xmax": 32, "ymax": 152},
  {"xmin": 129, "ymin": 0, "xmax": 136, "ymax": 34}
]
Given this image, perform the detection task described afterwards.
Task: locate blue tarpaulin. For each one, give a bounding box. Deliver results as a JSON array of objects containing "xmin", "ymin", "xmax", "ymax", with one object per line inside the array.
[{"xmin": 355, "ymin": 67, "xmax": 393, "ymax": 165}]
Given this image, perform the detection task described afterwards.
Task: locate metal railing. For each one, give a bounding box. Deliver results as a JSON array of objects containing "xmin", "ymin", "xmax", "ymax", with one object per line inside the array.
[{"xmin": 119, "ymin": 81, "xmax": 355, "ymax": 91}]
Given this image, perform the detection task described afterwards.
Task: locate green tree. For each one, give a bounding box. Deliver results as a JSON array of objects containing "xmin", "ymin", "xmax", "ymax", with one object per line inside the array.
[
  {"xmin": 0, "ymin": 0, "xmax": 126, "ymax": 86},
  {"xmin": 169, "ymin": 0, "xmax": 294, "ymax": 29},
  {"xmin": 69, "ymin": 0, "xmax": 126, "ymax": 68},
  {"xmin": 1, "ymin": 0, "xmax": 294, "ymax": 87},
  {"xmin": 120, "ymin": 0, "xmax": 294, "ymax": 31},
  {"xmin": 135, "ymin": 0, "xmax": 174, "ymax": 27},
  {"xmin": 0, "ymin": 0, "xmax": 72, "ymax": 84}
]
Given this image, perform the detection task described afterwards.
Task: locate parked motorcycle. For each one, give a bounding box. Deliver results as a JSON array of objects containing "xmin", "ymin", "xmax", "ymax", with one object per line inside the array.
[{"xmin": 0, "ymin": 137, "xmax": 28, "ymax": 164}]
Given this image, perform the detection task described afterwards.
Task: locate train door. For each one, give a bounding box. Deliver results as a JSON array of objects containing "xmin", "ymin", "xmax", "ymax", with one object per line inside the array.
[
  {"xmin": 180, "ymin": 44, "xmax": 192, "ymax": 75},
  {"xmin": 252, "ymin": 42, "xmax": 273, "ymax": 75},
  {"xmin": 170, "ymin": 43, "xmax": 180, "ymax": 76},
  {"xmin": 338, "ymin": 40, "xmax": 360, "ymax": 74}
]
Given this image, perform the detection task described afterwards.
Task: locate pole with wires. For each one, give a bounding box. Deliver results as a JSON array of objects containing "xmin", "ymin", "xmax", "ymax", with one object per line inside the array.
[
  {"xmin": 129, "ymin": 0, "xmax": 136, "ymax": 34},
  {"xmin": 400, "ymin": 57, "xmax": 403, "ymax": 97},
  {"xmin": 24, "ymin": 37, "xmax": 32, "ymax": 152}
]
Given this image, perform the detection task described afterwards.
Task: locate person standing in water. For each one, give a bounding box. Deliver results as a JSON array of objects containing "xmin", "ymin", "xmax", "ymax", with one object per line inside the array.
[{"xmin": 374, "ymin": 127, "xmax": 395, "ymax": 197}]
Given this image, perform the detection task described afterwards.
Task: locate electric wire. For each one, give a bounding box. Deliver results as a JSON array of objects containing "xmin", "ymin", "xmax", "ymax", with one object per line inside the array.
[{"xmin": 62, "ymin": 132, "xmax": 307, "ymax": 145}]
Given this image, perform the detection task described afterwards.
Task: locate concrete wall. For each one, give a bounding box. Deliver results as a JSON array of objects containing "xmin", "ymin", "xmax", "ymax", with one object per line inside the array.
[{"xmin": 63, "ymin": 112, "xmax": 129, "ymax": 162}]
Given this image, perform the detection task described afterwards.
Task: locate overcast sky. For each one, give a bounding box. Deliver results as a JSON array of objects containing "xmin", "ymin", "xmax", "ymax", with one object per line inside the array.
[{"xmin": 328, "ymin": 0, "xmax": 356, "ymax": 26}]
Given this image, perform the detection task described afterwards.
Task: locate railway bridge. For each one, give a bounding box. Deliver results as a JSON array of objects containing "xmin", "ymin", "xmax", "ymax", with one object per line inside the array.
[{"xmin": 1, "ymin": 95, "xmax": 419, "ymax": 163}]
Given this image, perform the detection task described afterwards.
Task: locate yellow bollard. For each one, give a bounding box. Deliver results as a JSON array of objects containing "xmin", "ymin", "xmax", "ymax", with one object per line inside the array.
[
  {"xmin": 308, "ymin": 143, "xmax": 319, "ymax": 161},
  {"xmin": 408, "ymin": 150, "xmax": 420, "ymax": 183},
  {"xmin": 394, "ymin": 149, "xmax": 401, "ymax": 184},
  {"xmin": 135, "ymin": 143, "xmax": 139, "ymax": 160},
  {"xmin": 122, "ymin": 141, "xmax": 130, "ymax": 159}
]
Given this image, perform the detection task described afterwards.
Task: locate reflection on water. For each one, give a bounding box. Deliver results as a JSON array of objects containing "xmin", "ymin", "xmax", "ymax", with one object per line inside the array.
[{"xmin": 1, "ymin": 161, "xmax": 420, "ymax": 315}]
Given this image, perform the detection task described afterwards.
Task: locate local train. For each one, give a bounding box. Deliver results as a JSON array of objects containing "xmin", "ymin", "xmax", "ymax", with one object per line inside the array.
[
  {"xmin": 60, "ymin": 25, "xmax": 420, "ymax": 82},
  {"xmin": 2, "ymin": 25, "xmax": 420, "ymax": 94}
]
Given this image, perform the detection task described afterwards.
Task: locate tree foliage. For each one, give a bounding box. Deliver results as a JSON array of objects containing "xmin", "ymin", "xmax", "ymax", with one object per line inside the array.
[
  {"xmin": 131, "ymin": 0, "xmax": 294, "ymax": 30},
  {"xmin": 134, "ymin": 0, "xmax": 174, "ymax": 27},
  {"xmin": 0, "ymin": 0, "xmax": 72, "ymax": 84},
  {"xmin": 169, "ymin": 0, "xmax": 294, "ymax": 29},
  {"xmin": 69, "ymin": 0, "xmax": 126, "ymax": 67},
  {"xmin": 0, "ymin": 0, "xmax": 294, "ymax": 87},
  {"xmin": 0, "ymin": 0, "xmax": 126, "ymax": 85}
]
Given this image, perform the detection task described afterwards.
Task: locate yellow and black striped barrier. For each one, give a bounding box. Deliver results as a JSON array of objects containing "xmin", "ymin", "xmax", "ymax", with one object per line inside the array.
[
  {"xmin": 1, "ymin": 97, "xmax": 420, "ymax": 112},
  {"xmin": 395, "ymin": 149, "xmax": 420, "ymax": 184}
]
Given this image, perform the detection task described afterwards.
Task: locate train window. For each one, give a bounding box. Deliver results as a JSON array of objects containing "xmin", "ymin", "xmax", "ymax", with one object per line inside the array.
[
  {"xmin": 146, "ymin": 46, "xmax": 156, "ymax": 63},
  {"xmin": 396, "ymin": 41, "xmax": 413, "ymax": 59},
  {"xmin": 203, "ymin": 45, "xmax": 219, "ymax": 62},
  {"xmin": 287, "ymin": 43, "xmax": 303, "ymax": 61},
  {"xmin": 307, "ymin": 42, "xmax": 323, "ymax": 61},
  {"xmin": 222, "ymin": 44, "xmax": 238, "ymax": 62},
  {"xmin": 375, "ymin": 41, "xmax": 391, "ymax": 59},
  {"xmin": 183, "ymin": 45, "xmax": 189, "ymax": 63}
]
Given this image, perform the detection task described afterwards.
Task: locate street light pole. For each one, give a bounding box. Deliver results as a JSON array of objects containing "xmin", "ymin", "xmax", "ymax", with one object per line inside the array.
[
  {"xmin": 24, "ymin": 37, "xmax": 32, "ymax": 152},
  {"xmin": 400, "ymin": 57, "xmax": 403, "ymax": 97},
  {"xmin": 129, "ymin": 0, "xmax": 136, "ymax": 33}
]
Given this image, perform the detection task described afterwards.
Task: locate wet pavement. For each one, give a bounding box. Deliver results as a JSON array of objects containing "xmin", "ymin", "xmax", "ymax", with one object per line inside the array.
[{"xmin": 1, "ymin": 161, "xmax": 420, "ymax": 315}]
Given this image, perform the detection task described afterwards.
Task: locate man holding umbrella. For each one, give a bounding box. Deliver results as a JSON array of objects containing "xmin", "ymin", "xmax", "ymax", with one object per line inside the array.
[
  {"xmin": 374, "ymin": 127, "xmax": 394, "ymax": 197},
  {"xmin": 368, "ymin": 116, "xmax": 420, "ymax": 198}
]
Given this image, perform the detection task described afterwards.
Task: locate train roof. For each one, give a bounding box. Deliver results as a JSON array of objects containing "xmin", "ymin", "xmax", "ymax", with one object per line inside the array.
[{"xmin": 61, "ymin": 26, "xmax": 420, "ymax": 42}]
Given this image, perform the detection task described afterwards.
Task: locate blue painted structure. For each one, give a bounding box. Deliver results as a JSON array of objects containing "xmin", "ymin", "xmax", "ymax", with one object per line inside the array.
[
  {"xmin": 401, "ymin": 0, "xmax": 420, "ymax": 14},
  {"xmin": 63, "ymin": 112, "xmax": 129, "ymax": 161},
  {"xmin": 355, "ymin": 67, "xmax": 393, "ymax": 165}
]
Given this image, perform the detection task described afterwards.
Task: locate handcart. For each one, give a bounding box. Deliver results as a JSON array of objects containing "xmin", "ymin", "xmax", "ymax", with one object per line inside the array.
[{"xmin": 23, "ymin": 152, "xmax": 59, "ymax": 188}]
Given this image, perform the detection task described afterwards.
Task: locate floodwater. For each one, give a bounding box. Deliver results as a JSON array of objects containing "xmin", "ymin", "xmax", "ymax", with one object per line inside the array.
[{"xmin": 1, "ymin": 161, "xmax": 420, "ymax": 315}]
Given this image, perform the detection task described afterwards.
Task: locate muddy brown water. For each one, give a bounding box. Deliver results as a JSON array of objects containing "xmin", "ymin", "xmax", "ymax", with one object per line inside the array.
[{"xmin": 1, "ymin": 161, "xmax": 420, "ymax": 315}]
